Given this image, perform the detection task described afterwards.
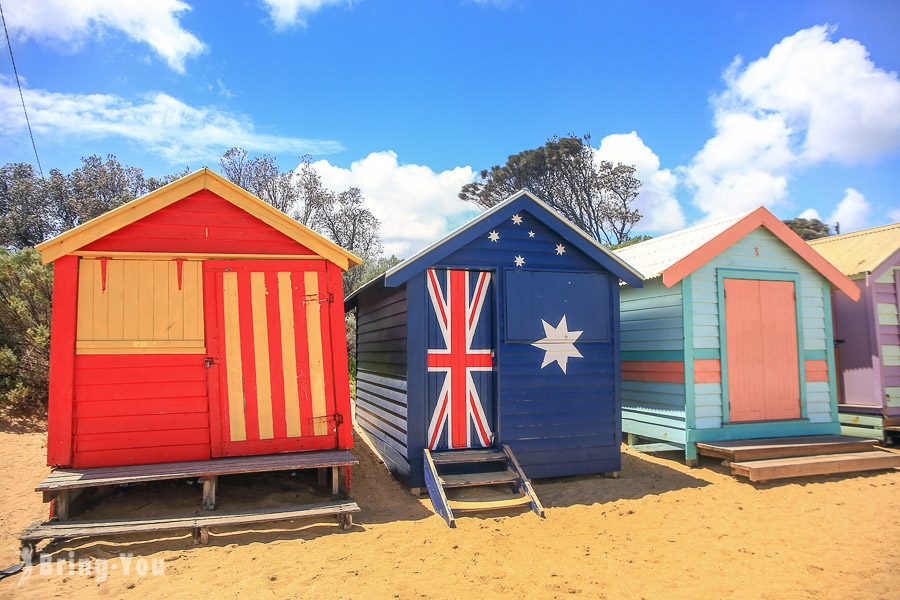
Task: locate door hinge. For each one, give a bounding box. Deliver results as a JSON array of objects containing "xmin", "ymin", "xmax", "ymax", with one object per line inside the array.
[{"xmin": 204, "ymin": 357, "xmax": 215, "ymax": 368}]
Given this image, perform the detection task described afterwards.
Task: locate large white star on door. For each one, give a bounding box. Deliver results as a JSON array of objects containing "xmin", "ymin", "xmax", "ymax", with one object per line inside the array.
[{"xmin": 531, "ymin": 315, "xmax": 583, "ymax": 374}]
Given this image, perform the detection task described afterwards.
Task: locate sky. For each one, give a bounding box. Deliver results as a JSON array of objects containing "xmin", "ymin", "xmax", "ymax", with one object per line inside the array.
[{"xmin": 1, "ymin": 0, "xmax": 899, "ymax": 257}]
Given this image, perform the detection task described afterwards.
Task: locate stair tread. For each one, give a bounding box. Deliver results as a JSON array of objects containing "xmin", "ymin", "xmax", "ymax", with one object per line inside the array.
[
  {"xmin": 439, "ymin": 469, "xmax": 519, "ymax": 488},
  {"xmin": 448, "ymin": 495, "xmax": 532, "ymax": 511},
  {"xmin": 730, "ymin": 450, "xmax": 900, "ymax": 482},
  {"xmin": 430, "ymin": 449, "xmax": 507, "ymax": 465}
]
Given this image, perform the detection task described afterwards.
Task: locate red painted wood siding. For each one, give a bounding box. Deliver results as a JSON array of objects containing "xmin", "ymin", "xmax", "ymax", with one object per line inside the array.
[
  {"xmin": 72, "ymin": 354, "xmax": 210, "ymax": 468},
  {"xmin": 83, "ymin": 190, "xmax": 314, "ymax": 255},
  {"xmin": 725, "ymin": 279, "xmax": 800, "ymax": 422},
  {"xmin": 621, "ymin": 359, "xmax": 722, "ymax": 384},
  {"xmin": 47, "ymin": 256, "xmax": 79, "ymax": 466},
  {"xmin": 805, "ymin": 359, "xmax": 829, "ymax": 382}
]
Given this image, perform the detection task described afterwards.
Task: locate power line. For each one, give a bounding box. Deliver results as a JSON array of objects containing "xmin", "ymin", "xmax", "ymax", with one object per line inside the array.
[{"xmin": 0, "ymin": 1, "xmax": 43, "ymax": 178}]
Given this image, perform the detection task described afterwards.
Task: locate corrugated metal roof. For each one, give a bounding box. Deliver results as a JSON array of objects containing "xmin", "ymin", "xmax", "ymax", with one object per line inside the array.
[
  {"xmin": 614, "ymin": 209, "xmax": 754, "ymax": 280},
  {"xmin": 808, "ymin": 222, "xmax": 900, "ymax": 277}
]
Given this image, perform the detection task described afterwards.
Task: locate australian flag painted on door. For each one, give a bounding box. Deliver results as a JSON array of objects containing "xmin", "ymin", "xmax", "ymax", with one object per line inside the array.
[
  {"xmin": 345, "ymin": 190, "xmax": 644, "ymax": 488},
  {"xmin": 426, "ymin": 268, "xmax": 495, "ymax": 450}
]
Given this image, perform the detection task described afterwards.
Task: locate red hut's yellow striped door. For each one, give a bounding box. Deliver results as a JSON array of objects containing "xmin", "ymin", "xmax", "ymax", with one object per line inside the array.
[{"xmin": 204, "ymin": 261, "xmax": 338, "ymax": 457}]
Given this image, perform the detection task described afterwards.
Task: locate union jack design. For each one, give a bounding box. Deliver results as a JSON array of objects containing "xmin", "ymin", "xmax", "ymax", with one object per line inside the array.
[{"xmin": 426, "ymin": 268, "xmax": 494, "ymax": 449}]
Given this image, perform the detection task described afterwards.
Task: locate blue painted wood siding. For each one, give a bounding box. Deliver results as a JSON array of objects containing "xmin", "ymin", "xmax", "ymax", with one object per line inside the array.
[
  {"xmin": 405, "ymin": 209, "xmax": 623, "ymax": 482},
  {"xmin": 620, "ymin": 279, "xmax": 688, "ymax": 445},
  {"xmin": 354, "ymin": 282, "xmax": 411, "ymax": 478},
  {"xmin": 688, "ymin": 227, "xmax": 836, "ymax": 428}
]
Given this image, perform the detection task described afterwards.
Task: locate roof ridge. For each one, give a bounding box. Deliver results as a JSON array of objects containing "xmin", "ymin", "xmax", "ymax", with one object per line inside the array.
[{"xmin": 808, "ymin": 221, "xmax": 900, "ymax": 245}]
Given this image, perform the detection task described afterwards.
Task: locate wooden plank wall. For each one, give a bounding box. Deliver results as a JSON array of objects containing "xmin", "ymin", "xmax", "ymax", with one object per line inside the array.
[
  {"xmin": 431, "ymin": 210, "xmax": 622, "ymax": 480},
  {"xmin": 76, "ymin": 259, "xmax": 204, "ymax": 353},
  {"xmin": 354, "ymin": 282, "xmax": 410, "ymax": 477},
  {"xmin": 81, "ymin": 189, "xmax": 314, "ymax": 255},
  {"xmin": 72, "ymin": 354, "xmax": 210, "ymax": 467},
  {"xmin": 689, "ymin": 228, "xmax": 835, "ymax": 428},
  {"xmin": 875, "ymin": 265, "xmax": 900, "ymax": 411},
  {"xmin": 620, "ymin": 279, "xmax": 688, "ymax": 445}
]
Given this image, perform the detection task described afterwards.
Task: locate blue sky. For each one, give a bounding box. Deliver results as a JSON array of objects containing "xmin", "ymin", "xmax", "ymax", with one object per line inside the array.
[{"xmin": 1, "ymin": 0, "xmax": 898, "ymax": 256}]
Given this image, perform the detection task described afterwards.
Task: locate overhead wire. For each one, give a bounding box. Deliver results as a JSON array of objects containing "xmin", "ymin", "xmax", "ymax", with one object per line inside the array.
[{"xmin": 0, "ymin": 1, "xmax": 44, "ymax": 178}]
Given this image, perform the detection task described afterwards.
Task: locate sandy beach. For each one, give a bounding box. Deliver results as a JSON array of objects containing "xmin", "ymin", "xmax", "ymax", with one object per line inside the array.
[{"xmin": 0, "ymin": 427, "xmax": 897, "ymax": 600}]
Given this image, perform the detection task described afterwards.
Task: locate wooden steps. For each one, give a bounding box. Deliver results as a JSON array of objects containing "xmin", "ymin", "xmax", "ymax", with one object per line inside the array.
[
  {"xmin": 430, "ymin": 449, "xmax": 507, "ymax": 465},
  {"xmin": 448, "ymin": 496, "xmax": 533, "ymax": 512},
  {"xmin": 730, "ymin": 451, "xmax": 900, "ymax": 482},
  {"xmin": 20, "ymin": 501, "xmax": 359, "ymax": 553},
  {"xmin": 696, "ymin": 435, "xmax": 876, "ymax": 462},
  {"xmin": 697, "ymin": 435, "xmax": 899, "ymax": 482},
  {"xmin": 423, "ymin": 445, "xmax": 544, "ymax": 528},
  {"xmin": 439, "ymin": 469, "xmax": 519, "ymax": 488}
]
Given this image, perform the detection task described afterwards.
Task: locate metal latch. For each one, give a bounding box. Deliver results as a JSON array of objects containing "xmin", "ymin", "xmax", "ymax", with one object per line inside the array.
[{"xmin": 204, "ymin": 357, "xmax": 215, "ymax": 368}]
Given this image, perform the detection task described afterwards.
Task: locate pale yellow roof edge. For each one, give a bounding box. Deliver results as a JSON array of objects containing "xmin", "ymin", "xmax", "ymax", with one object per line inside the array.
[
  {"xmin": 808, "ymin": 221, "xmax": 900, "ymax": 277},
  {"xmin": 35, "ymin": 168, "xmax": 362, "ymax": 270}
]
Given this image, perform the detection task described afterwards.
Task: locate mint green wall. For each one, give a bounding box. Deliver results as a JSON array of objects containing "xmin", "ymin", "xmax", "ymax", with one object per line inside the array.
[
  {"xmin": 620, "ymin": 279, "xmax": 687, "ymax": 445},
  {"xmin": 688, "ymin": 227, "xmax": 836, "ymax": 429}
]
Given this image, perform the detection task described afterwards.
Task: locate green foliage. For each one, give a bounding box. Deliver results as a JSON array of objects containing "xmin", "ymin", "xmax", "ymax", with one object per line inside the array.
[
  {"xmin": 783, "ymin": 217, "xmax": 831, "ymax": 240},
  {"xmin": 0, "ymin": 249, "xmax": 53, "ymax": 415},
  {"xmin": 460, "ymin": 134, "xmax": 644, "ymax": 245},
  {"xmin": 608, "ymin": 234, "xmax": 652, "ymax": 250}
]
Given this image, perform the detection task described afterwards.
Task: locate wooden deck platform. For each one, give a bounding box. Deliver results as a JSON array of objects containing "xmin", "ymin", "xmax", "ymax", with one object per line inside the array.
[
  {"xmin": 38, "ymin": 450, "xmax": 358, "ymax": 493},
  {"xmin": 20, "ymin": 501, "xmax": 359, "ymax": 554},
  {"xmin": 696, "ymin": 435, "xmax": 877, "ymax": 462},
  {"xmin": 730, "ymin": 451, "xmax": 900, "ymax": 482}
]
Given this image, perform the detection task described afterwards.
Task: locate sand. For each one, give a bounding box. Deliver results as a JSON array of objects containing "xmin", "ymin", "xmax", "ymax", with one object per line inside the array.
[{"xmin": 0, "ymin": 427, "xmax": 897, "ymax": 600}]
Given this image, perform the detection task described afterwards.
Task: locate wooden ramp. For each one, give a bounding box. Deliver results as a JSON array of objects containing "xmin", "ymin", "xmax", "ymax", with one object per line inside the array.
[
  {"xmin": 23, "ymin": 450, "xmax": 359, "ymax": 554},
  {"xmin": 697, "ymin": 435, "xmax": 900, "ymax": 482},
  {"xmin": 423, "ymin": 445, "xmax": 544, "ymax": 528}
]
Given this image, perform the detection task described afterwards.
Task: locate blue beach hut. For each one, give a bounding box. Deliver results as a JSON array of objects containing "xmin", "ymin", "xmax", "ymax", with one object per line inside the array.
[{"xmin": 345, "ymin": 191, "xmax": 642, "ymax": 517}]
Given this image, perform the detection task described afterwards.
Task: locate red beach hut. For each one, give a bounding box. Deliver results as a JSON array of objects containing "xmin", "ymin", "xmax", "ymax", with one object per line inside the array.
[{"xmin": 35, "ymin": 168, "xmax": 361, "ymax": 469}]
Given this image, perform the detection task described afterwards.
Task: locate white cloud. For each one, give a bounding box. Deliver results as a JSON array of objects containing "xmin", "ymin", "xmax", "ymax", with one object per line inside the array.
[
  {"xmin": 309, "ymin": 151, "xmax": 477, "ymax": 257},
  {"xmin": 727, "ymin": 25, "xmax": 900, "ymax": 164},
  {"xmin": 3, "ymin": 0, "xmax": 204, "ymax": 73},
  {"xmin": 797, "ymin": 208, "xmax": 822, "ymax": 220},
  {"xmin": 828, "ymin": 188, "xmax": 871, "ymax": 232},
  {"xmin": 890, "ymin": 208, "xmax": 900, "ymax": 223},
  {"xmin": 593, "ymin": 132, "xmax": 685, "ymax": 233},
  {"xmin": 0, "ymin": 81, "xmax": 342, "ymax": 164},
  {"xmin": 683, "ymin": 25, "xmax": 900, "ymax": 220},
  {"xmin": 261, "ymin": 0, "xmax": 351, "ymax": 29}
]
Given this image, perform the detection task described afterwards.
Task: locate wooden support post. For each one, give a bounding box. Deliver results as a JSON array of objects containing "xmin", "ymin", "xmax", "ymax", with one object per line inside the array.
[
  {"xmin": 338, "ymin": 466, "xmax": 350, "ymax": 499},
  {"xmin": 686, "ymin": 458, "xmax": 699, "ymax": 468},
  {"xmin": 201, "ymin": 476, "xmax": 217, "ymax": 511},
  {"xmin": 20, "ymin": 542, "xmax": 36, "ymax": 564},
  {"xmin": 626, "ymin": 433, "xmax": 639, "ymax": 446},
  {"xmin": 199, "ymin": 527, "xmax": 210, "ymax": 544},
  {"xmin": 54, "ymin": 491, "xmax": 71, "ymax": 521},
  {"xmin": 331, "ymin": 466, "xmax": 339, "ymax": 497},
  {"xmin": 337, "ymin": 513, "xmax": 352, "ymax": 531},
  {"xmin": 192, "ymin": 528, "xmax": 201, "ymax": 544},
  {"xmin": 602, "ymin": 471, "xmax": 621, "ymax": 479}
]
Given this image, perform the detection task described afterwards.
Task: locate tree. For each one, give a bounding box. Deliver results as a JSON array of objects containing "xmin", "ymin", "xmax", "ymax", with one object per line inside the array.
[
  {"xmin": 220, "ymin": 148, "xmax": 314, "ymax": 217},
  {"xmin": 0, "ymin": 248, "xmax": 53, "ymax": 415},
  {"xmin": 0, "ymin": 163, "xmax": 55, "ymax": 249},
  {"xmin": 460, "ymin": 134, "xmax": 643, "ymax": 245},
  {"xmin": 783, "ymin": 217, "xmax": 830, "ymax": 240},
  {"xmin": 609, "ymin": 234, "xmax": 652, "ymax": 250},
  {"xmin": 316, "ymin": 187, "xmax": 384, "ymax": 293}
]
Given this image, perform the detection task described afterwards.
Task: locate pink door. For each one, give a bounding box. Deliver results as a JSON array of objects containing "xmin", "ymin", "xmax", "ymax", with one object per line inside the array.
[{"xmin": 725, "ymin": 279, "xmax": 801, "ymax": 422}]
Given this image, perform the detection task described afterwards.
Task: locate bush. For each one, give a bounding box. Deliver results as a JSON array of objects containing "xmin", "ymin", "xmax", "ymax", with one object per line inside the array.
[{"xmin": 0, "ymin": 248, "xmax": 52, "ymax": 415}]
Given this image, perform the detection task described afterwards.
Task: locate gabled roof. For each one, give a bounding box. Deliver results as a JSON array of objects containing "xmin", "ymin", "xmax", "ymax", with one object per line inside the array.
[
  {"xmin": 615, "ymin": 206, "xmax": 860, "ymax": 301},
  {"xmin": 381, "ymin": 189, "xmax": 642, "ymax": 287},
  {"xmin": 35, "ymin": 168, "xmax": 363, "ymax": 270},
  {"xmin": 808, "ymin": 222, "xmax": 900, "ymax": 278}
]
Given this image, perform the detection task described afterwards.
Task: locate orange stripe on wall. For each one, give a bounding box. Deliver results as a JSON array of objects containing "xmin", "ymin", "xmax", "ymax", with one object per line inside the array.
[
  {"xmin": 622, "ymin": 361, "xmax": 685, "ymax": 383},
  {"xmin": 622, "ymin": 359, "xmax": 723, "ymax": 384},
  {"xmin": 805, "ymin": 359, "xmax": 829, "ymax": 382},
  {"xmin": 694, "ymin": 359, "xmax": 721, "ymax": 384}
]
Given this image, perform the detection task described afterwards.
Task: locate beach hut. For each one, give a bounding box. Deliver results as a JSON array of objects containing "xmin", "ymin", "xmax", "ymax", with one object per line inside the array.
[
  {"xmin": 614, "ymin": 207, "xmax": 899, "ymax": 481},
  {"xmin": 36, "ymin": 168, "xmax": 361, "ymax": 470},
  {"xmin": 345, "ymin": 190, "xmax": 642, "ymax": 524},
  {"xmin": 809, "ymin": 223, "xmax": 900, "ymax": 443}
]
